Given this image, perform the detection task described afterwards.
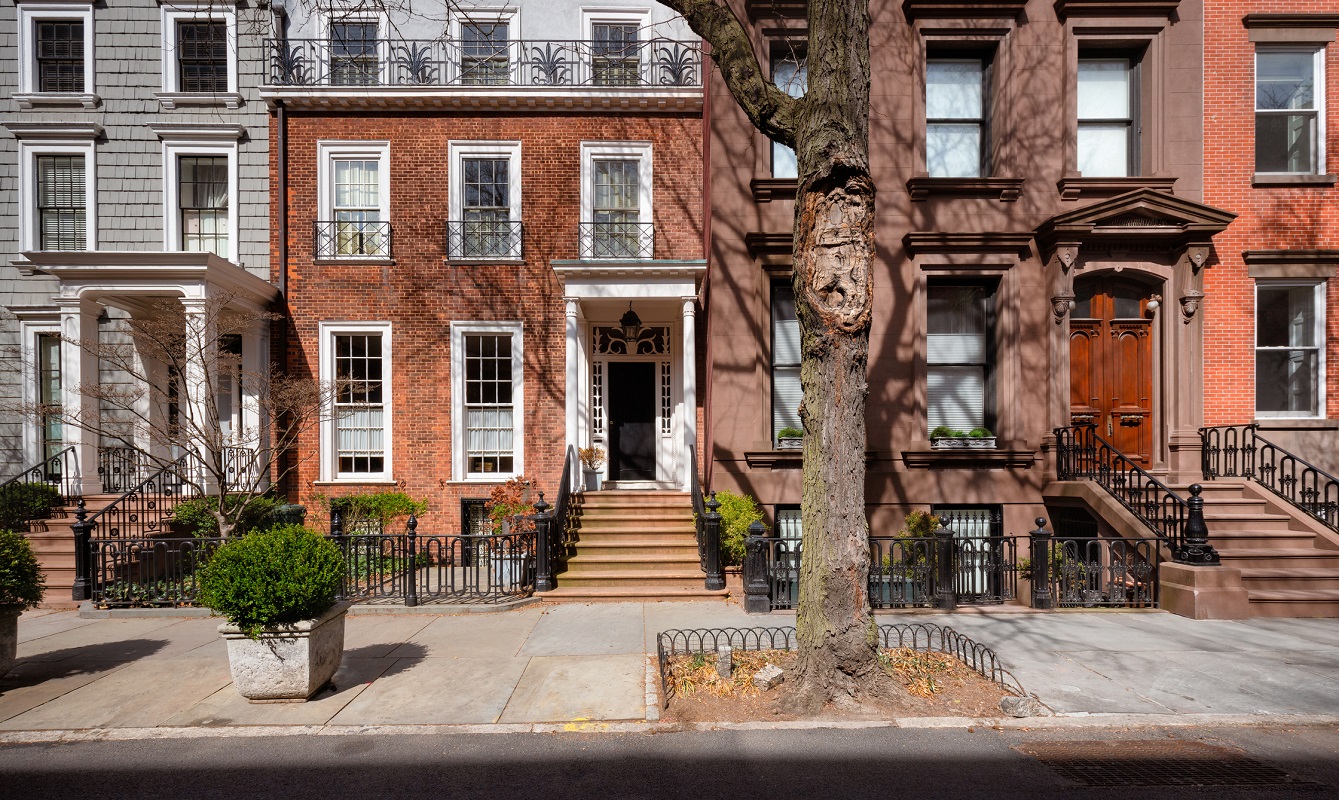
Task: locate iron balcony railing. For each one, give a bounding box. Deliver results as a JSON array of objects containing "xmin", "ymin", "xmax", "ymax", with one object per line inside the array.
[
  {"xmin": 314, "ymin": 220, "xmax": 392, "ymax": 259},
  {"xmin": 1201, "ymin": 423, "xmax": 1339, "ymax": 532},
  {"xmin": 445, "ymin": 220, "xmax": 523, "ymax": 260},
  {"xmin": 578, "ymin": 221, "xmax": 655, "ymax": 259},
  {"xmin": 266, "ymin": 38, "xmax": 702, "ymax": 89}
]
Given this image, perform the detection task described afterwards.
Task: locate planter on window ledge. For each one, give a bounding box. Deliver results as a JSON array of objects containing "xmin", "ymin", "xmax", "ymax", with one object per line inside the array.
[
  {"xmin": 775, "ymin": 427, "xmax": 804, "ymax": 451},
  {"xmin": 929, "ymin": 427, "xmax": 996, "ymax": 450}
]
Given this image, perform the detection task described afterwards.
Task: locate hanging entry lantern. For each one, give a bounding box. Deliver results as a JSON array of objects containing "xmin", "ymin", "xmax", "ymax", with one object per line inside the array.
[{"xmin": 619, "ymin": 302, "xmax": 642, "ymax": 342}]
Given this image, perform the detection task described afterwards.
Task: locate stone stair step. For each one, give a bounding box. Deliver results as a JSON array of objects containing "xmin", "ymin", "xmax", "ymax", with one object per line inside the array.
[
  {"xmin": 1216, "ymin": 548, "xmax": 1339, "ymax": 569},
  {"xmin": 563, "ymin": 541, "xmax": 700, "ymax": 557},
  {"xmin": 564, "ymin": 554, "xmax": 703, "ymax": 572},
  {"xmin": 1208, "ymin": 530, "xmax": 1318, "ymax": 548},
  {"xmin": 1199, "ymin": 513, "xmax": 1295, "ymax": 532},
  {"xmin": 556, "ymin": 570, "xmax": 708, "ymax": 588},
  {"xmin": 1245, "ymin": 588, "xmax": 1339, "ymax": 618},
  {"xmin": 537, "ymin": 585, "xmax": 728, "ymax": 603},
  {"xmin": 571, "ymin": 529, "xmax": 697, "ymax": 542},
  {"xmin": 1239, "ymin": 568, "xmax": 1339, "ymax": 590}
]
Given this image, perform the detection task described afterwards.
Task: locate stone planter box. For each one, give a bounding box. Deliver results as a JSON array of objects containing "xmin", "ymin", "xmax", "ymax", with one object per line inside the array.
[
  {"xmin": 930, "ymin": 436, "xmax": 996, "ymax": 450},
  {"xmin": 583, "ymin": 468, "xmax": 602, "ymax": 491},
  {"xmin": 0, "ymin": 605, "xmax": 21, "ymax": 678},
  {"xmin": 218, "ymin": 601, "xmax": 349, "ymax": 702},
  {"xmin": 776, "ymin": 436, "xmax": 803, "ymax": 450}
]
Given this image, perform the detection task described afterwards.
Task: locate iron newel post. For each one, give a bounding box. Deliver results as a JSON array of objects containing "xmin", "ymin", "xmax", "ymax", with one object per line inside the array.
[
  {"xmin": 702, "ymin": 491, "xmax": 725, "ymax": 591},
  {"xmin": 1175, "ymin": 484, "xmax": 1220, "ymax": 565},
  {"xmin": 742, "ymin": 519, "xmax": 770, "ymax": 613},
  {"xmin": 405, "ymin": 513, "xmax": 419, "ymax": 608},
  {"xmin": 533, "ymin": 492, "xmax": 554, "ymax": 592},
  {"xmin": 934, "ymin": 518, "xmax": 957, "ymax": 611},
  {"xmin": 70, "ymin": 499, "xmax": 93, "ymax": 602},
  {"xmin": 1030, "ymin": 517, "xmax": 1055, "ymax": 610}
]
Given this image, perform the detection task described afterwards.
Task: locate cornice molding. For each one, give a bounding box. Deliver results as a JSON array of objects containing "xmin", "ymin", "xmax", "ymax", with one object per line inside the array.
[
  {"xmin": 1243, "ymin": 13, "xmax": 1339, "ymax": 29},
  {"xmin": 1053, "ymin": 0, "xmax": 1181, "ymax": 20},
  {"xmin": 902, "ymin": 1, "xmax": 1028, "ymax": 21},
  {"xmin": 907, "ymin": 176, "xmax": 1024, "ymax": 202},
  {"xmin": 2, "ymin": 122, "xmax": 103, "ymax": 140},
  {"xmin": 903, "ymin": 232, "xmax": 1034, "ymax": 259}
]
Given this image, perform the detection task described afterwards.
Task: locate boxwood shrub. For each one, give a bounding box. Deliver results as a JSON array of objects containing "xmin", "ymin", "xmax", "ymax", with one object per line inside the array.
[
  {"xmin": 0, "ymin": 529, "xmax": 46, "ymax": 609},
  {"xmin": 197, "ymin": 524, "xmax": 345, "ymax": 637},
  {"xmin": 0, "ymin": 482, "xmax": 62, "ymax": 531}
]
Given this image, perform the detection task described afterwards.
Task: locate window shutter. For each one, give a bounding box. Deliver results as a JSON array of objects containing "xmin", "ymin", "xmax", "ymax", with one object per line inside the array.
[
  {"xmin": 772, "ymin": 366, "xmax": 803, "ymax": 435},
  {"xmin": 927, "ymin": 365, "xmax": 985, "ymax": 432}
]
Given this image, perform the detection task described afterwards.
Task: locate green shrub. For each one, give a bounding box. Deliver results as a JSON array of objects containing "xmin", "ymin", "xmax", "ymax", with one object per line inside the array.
[
  {"xmin": 197, "ymin": 524, "xmax": 345, "ymax": 638},
  {"xmin": 0, "ymin": 529, "xmax": 46, "ymax": 609},
  {"xmin": 327, "ymin": 492, "xmax": 428, "ymax": 534},
  {"xmin": 0, "ymin": 482, "xmax": 62, "ymax": 531},
  {"xmin": 776, "ymin": 426, "xmax": 804, "ymax": 439},
  {"xmin": 704, "ymin": 489, "xmax": 766, "ymax": 566},
  {"xmin": 898, "ymin": 509, "xmax": 941, "ymax": 539},
  {"xmin": 172, "ymin": 495, "xmax": 288, "ymax": 538},
  {"xmin": 967, "ymin": 427, "xmax": 993, "ymax": 438},
  {"xmin": 929, "ymin": 426, "xmax": 965, "ymax": 439}
]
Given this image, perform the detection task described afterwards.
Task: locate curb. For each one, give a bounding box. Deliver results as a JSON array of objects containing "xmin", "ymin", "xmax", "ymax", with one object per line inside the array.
[{"xmin": 4, "ymin": 713, "xmax": 1339, "ymax": 745}]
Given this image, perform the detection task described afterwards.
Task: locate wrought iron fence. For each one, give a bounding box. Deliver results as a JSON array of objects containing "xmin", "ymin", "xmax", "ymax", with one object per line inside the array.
[
  {"xmin": 331, "ymin": 525, "xmax": 534, "ymax": 605},
  {"xmin": 86, "ymin": 454, "xmax": 200, "ymax": 539},
  {"xmin": 267, "ymin": 38, "xmax": 702, "ymax": 88},
  {"xmin": 1201, "ymin": 423, "xmax": 1339, "ymax": 532},
  {"xmin": 88, "ymin": 535, "xmax": 222, "ymax": 608},
  {"xmin": 578, "ymin": 221, "xmax": 655, "ymax": 259},
  {"xmin": 1047, "ymin": 536, "xmax": 1159, "ymax": 609},
  {"xmin": 98, "ymin": 447, "xmax": 144, "ymax": 494},
  {"xmin": 313, "ymin": 220, "xmax": 392, "ymax": 259},
  {"xmin": 222, "ymin": 446, "xmax": 261, "ymax": 493},
  {"xmin": 445, "ymin": 220, "xmax": 523, "ymax": 260},
  {"xmin": 1054, "ymin": 424, "xmax": 1189, "ymax": 552},
  {"xmin": 0, "ymin": 447, "xmax": 81, "ymax": 532}
]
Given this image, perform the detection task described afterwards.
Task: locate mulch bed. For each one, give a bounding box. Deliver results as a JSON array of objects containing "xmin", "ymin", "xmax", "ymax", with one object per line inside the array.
[{"xmin": 660, "ymin": 648, "xmax": 1011, "ymax": 723}]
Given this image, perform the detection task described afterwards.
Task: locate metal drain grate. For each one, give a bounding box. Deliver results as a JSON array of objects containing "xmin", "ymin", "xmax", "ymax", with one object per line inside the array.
[{"xmin": 1016, "ymin": 740, "xmax": 1323, "ymax": 788}]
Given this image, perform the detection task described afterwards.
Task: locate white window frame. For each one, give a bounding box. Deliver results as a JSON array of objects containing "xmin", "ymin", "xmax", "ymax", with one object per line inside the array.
[
  {"xmin": 158, "ymin": 2, "xmax": 239, "ymax": 107},
  {"xmin": 316, "ymin": 140, "xmax": 391, "ymax": 260},
  {"xmin": 1254, "ymin": 46, "xmax": 1327, "ymax": 175},
  {"xmin": 581, "ymin": 7, "xmax": 650, "ymax": 85},
  {"xmin": 321, "ymin": 7, "xmax": 390, "ymax": 86},
  {"xmin": 451, "ymin": 321, "xmax": 525, "ymax": 481},
  {"xmin": 579, "ymin": 141, "xmax": 653, "ymax": 258},
  {"xmin": 19, "ymin": 318, "xmax": 61, "ymax": 466},
  {"xmin": 16, "ymin": 1, "xmax": 96, "ymax": 105},
  {"xmin": 1254, "ymin": 280, "xmax": 1327, "ymax": 419},
  {"xmin": 925, "ymin": 57, "xmax": 988, "ymax": 179},
  {"xmin": 17, "ymin": 137, "xmax": 97, "ymax": 252},
  {"xmin": 319, "ymin": 321, "xmax": 394, "ymax": 483},
  {"xmin": 448, "ymin": 6, "xmax": 520, "ymax": 84},
  {"xmin": 161, "ymin": 137, "xmax": 239, "ymax": 257},
  {"xmin": 447, "ymin": 140, "xmax": 522, "ymax": 260}
]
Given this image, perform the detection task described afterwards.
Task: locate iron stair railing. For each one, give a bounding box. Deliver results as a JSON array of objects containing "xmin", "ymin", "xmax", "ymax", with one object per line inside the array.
[
  {"xmin": 535, "ymin": 445, "xmax": 577, "ymax": 592},
  {"xmin": 1054, "ymin": 424, "xmax": 1218, "ymax": 565},
  {"xmin": 0, "ymin": 447, "xmax": 81, "ymax": 532},
  {"xmin": 1201, "ymin": 423, "xmax": 1339, "ymax": 533},
  {"xmin": 691, "ymin": 447, "xmax": 724, "ymax": 590}
]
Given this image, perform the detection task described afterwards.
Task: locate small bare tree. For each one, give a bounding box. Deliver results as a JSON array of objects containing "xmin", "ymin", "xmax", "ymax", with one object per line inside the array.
[{"xmin": 27, "ymin": 295, "xmax": 332, "ymax": 538}]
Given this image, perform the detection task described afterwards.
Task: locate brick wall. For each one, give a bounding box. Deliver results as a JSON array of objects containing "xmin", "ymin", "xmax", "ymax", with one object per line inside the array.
[
  {"xmin": 272, "ymin": 110, "xmax": 704, "ymax": 532},
  {"xmin": 1203, "ymin": 2, "xmax": 1339, "ymax": 424}
]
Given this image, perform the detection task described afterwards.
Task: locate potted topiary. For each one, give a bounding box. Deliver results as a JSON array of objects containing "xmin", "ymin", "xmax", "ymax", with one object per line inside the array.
[
  {"xmin": 775, "ymin": 426, "xmax": 804, "ymax": 450},
  {"xmin": 197, "ymin": 523, "xmax": 348, "ymax": 702},
  {"xmin": 929, "ymin": 425, "xmax": 997, "ymax": 450},
  {"xmin": 579, "ymin": 446, "xmax": 606, "ymax": 491},
  {"xmin": 0, "ymin": 529, "xmax": 45, "ymax": 677}
]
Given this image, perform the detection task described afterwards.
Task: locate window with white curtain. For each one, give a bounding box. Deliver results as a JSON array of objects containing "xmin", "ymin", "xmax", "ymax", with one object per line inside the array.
[
  {"xmin": 926, "ymin": 58, "xmax": 988, "ymax": 178},
  {"xmin": 1255, "ymin": 48, "xmax": 1324, "ymax": 174},
  {"xmin": 1078, "ymin": 56, "xmax": 1137, "ymax": 177},
  {"xmin": 927, "ymin": 283, "xmax": 995, "ymax": 435},
  {"xmin": 179, "ymin": 155, "xmax": 229, "ymax": 256},
  {"xmin": 771, "ymin": 281, "xmax": 802, "ymax": 441},
  {"xmin": 334, "ymin": 158, "xmax": 385, "ymax": 256},
  {"xmin": 771, "ymin": 52, "xmax": 807, "ymax": 178},
  {"xmin": 1256, "ymin": 282, "xmax": 1325, "ymax": 417},
  {"xmin": 452, "ymin": 322, "xmax": 524, "ymax": 480},
  {"xmin": 334, "ymin": 333, "xmax": 386, "ymax": 475}
]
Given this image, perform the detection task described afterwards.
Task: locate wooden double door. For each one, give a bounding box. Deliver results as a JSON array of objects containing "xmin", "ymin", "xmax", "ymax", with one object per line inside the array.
[{"xmin": 1069, "ymin": 277, "xmax": 1155, "ymax": 466}]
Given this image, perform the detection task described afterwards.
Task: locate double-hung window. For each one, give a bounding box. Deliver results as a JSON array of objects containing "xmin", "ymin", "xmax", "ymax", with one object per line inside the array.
[
  {"xmin": 452, "ymin": 322, "xmax": 524, "ymax": 480},
  {"xmin": 448, "ymin": 141, "xmax": 522, "ymax": 260},
  {"xmin": 1255, "ymin": 49, "xmax": 1324, "ymax": 174},
  {"xmin": 581, "ymin": 142, "xmax": 653, "ymax": 258},
  {"xmin": 771, "ymin": 281, "xmax": 802, "ymax": 441},
  {"xmin": 926, "ymin": 58, "xmax": 989, "ymax": 178},
  {"xmin": 36, "ymin": 332, "xmax": 63, "ymax": 468},
  {"xmin": 320, "ymin": 323, "xmax": 393, "ymax": 481},
  {"xmin": 1078, "ymin": 57, "xmax": 1138, "ymax": 177},
  {"xmin": 178, "ymin": 156, "xmax": 229, "ymax": 256},
  {"xmin": 330, "ymin": 19, "xmax": 380, "ymax": 86},
  {"xmin": 1256, "ymin": 282, "xmax": 1325, "ymax": 417},
  {"xmin": 36, "ymin": 154, "xmax": 87, "ymax": 251},
  {"xmin": 17, "ymin": 4, "xmax": 95, "ymax": 104},
  {"xmin": 461, "ymin": 21, "xmax": 510, "ymax": 85},
  {"xmin": 177, "ymin": 21, "xmax": 228, "ymax": 93},
  {"xmin": 36, "ymin": 21, "xmax": 84, "ymax": 92},
  {"xmin": 319, "ymin": 142, "xmax": 390, "ymax": 259},
  {"xmin": 927, "ymin": 282, "xmax": 995, "ymax": 435},
  {"xmin": 592, "ymin": 23, "xmax": 640, "ymax": 86},
  {"xmin": 158, "ymin": 5, "xmax": 238, "ymax": 106},
  {"xmin": 771, "ymin": 53, "xmax": 807, "ymax": 178}
]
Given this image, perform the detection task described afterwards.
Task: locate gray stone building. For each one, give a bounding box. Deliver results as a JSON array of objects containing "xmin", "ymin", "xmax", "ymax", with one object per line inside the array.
[{"xmin": 0, "ymin": 0, "xmax": 277, "ymax": 488}]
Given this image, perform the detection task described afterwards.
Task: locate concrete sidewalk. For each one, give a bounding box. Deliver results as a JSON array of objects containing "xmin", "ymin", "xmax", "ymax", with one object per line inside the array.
[{"xmin": 3, "ymin": 602, "xmax": 1339, "ymax": 735}]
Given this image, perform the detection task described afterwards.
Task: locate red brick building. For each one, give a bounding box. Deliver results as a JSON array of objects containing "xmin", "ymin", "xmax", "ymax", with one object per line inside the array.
[
  {"xmin": 265, "ymin": 4, "xmax": 705, "ymax": 531},
  {"xmin": 1203, "ymin": 5, "xmax": 1339, "ymax": 468}
]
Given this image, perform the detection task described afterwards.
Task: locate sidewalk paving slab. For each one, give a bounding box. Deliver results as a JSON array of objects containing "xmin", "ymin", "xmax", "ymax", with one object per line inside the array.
[
  {"xmin": 498, "ymin": 653, "xmax": 646, "ymax": 723},
  {"xmin": 328, "ymin": 656, "xmax": 531, "ymax": 725},
  {"xmin": 520, "ymin": 603, "xmax": 644, "ymax": 656},
  {"xmin": 392, "ymin": 608, "xmax": 540, "ymax": 659}
]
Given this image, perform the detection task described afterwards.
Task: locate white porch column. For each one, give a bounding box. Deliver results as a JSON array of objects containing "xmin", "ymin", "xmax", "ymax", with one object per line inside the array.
[
  {"xmin": 681, "ymin": 296, "xmax": 698, "ymax": 491},
  {"xmin": 241, "ymin": 318, "xmax": 270, "ymax": 491},
  {"xmin": 564, "ymin": 297, "xmax": 580, "ymax": 490},
  {"xmin": 180, "ymin": 297, "xmax": 219, "ymax": 493},
  {"xmin": 55, "ymin": 297, "xmax": 102, "ymax": 494}
]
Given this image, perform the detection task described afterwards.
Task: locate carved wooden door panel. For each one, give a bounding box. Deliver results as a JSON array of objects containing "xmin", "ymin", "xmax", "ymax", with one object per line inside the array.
[{"xmin": 1069, "ymin": 279, "xmax": 1154, "ymax": 466}]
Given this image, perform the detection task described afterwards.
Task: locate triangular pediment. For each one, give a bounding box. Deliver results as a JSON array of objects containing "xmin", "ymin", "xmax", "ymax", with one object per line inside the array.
[{"xmin": 1036, "ymin": 188, "xmax": 1237, "ymax": 251}]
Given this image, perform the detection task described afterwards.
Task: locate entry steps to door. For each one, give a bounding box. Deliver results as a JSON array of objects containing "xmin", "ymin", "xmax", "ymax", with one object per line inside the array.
[
  {"xmin": 536, "ymin": 490, "xmax": 729, "ymax": 603},
  {"xmin": 1174, "ymin": 481, "xmax": 1339, "ymax": 618}
]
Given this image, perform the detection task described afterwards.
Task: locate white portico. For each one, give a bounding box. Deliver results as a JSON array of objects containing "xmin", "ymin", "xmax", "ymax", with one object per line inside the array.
[{"xmin": 553, "ymin": 259, "xmax": 706, "ymax": 490}]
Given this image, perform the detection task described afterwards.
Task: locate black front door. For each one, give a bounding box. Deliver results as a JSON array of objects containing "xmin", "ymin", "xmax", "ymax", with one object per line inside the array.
[{"xmin": 608, "ymin": 361, "xmax": 656, "ymax": 481}]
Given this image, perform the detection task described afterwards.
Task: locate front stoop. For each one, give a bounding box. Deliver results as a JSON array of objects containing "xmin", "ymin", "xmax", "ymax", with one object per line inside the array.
[{"xmin": 537, "ymin": 490, "xmax": 729, "ymax": 603}]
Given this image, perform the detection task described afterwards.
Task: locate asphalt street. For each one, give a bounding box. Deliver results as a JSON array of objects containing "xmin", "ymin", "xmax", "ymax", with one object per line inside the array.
[{"xmin": 2, "ymin": 724, "xmax": 1337, "ymax": 799}]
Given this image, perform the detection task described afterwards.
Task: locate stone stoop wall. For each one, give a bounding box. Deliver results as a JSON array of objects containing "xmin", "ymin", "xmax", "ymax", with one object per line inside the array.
[
  {"xmin": 273, "ymin": 111, "xmax": 704, "ymax": 532},
  {"xmin": 1202, "ymin": 1, "xmax": 1339, "ymax": 432}
]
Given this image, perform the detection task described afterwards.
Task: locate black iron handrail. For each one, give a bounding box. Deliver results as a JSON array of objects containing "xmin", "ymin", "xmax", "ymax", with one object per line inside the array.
[
  {"xmin": 0, "ymin": 447, "xmax": 81, "ymax": 532},
  {"xmin": 98, "ymin": 446, "xmax": 143, "ymax": 494},
  {"xmin": 445, "ymin": 219, "xmax": 523, "ymax": 260},
  {"xmin": 86, "ymin": 453, "xmax": 199, "ymax": 538},
  {"xmin": 1201, "ymin": 423, "xmax": 1339, "ymax": 532},
  {"xmin": 690, "ymin": 446, "xmax": 706, "ymax": 567},
  {"xmin": 266, "ymin": 38, "xmax": 702, "ymax": 89},
  {"xmin": 536, "ymin": 445, "xmax": 576, "ymax": 592},
  {"xmin": 313, "ymin": 220, "xmax": 392, "ymax": 259}
]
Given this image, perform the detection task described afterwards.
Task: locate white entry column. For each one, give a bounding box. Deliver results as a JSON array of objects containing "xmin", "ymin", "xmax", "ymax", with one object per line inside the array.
[
  {"xmin": 681, "ymin": 296, "xmax": 697, "ymax": 490},
  {"xmin": 180, "ymin": 296, "xmax": 219, "ymax": 493},
  {"xmin": 56, "ymin": 297, "xmax": 102, "ymax": 494},
  {"xmin": 240, "ymin": 318, "xmax": 270, "ymax": 492},
  {"xmin": 564, "ymin": 297, "xmax": 580, "ymax": 491}
]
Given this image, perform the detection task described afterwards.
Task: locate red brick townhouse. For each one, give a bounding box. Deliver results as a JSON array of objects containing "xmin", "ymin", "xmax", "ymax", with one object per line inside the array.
[
  {"xmin": 1202, "ymin": 4, "xmax": 1339, "ymax": 471},
  {"xmin": 264, "ymin": 1, "xmax": 706, "ymax": 574}
]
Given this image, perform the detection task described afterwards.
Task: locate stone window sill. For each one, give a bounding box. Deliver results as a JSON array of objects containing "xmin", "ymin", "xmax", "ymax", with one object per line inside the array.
[
  {"xmin": 446, "ymin": 258, "xmax": 525, "ymax": 266},
  {"xmin": 907, "ymin": 176, "xmax": 1024, "ymax": 202},
  {"xmin": 1252, "ymin": 173, "xmax": 1338, "ymax": 187},
  {"xmin": 314, "ymin": 257, "xmax": 395, "ymax": 266},
  {"xmin": 750, "ymin": 177, "xmax": 798, "ymax": 202},
  {"xmin": 14, "ymin": 92, "xmax": 100, "ymax": 110},
  {"xmin": 1253, "ymin": 418, "xmax": 1339, "ymax": 431},
  {"xmin": 155, "ymin": 92, "xmax": 244, "ymax": 110},
  {"xmin": 311, "ymin": 480, "xmax": 399, "ymax": 487},
  {"xmin": 1057, "ymin": 176, "xmax": 1177, "ymax": 201}
]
